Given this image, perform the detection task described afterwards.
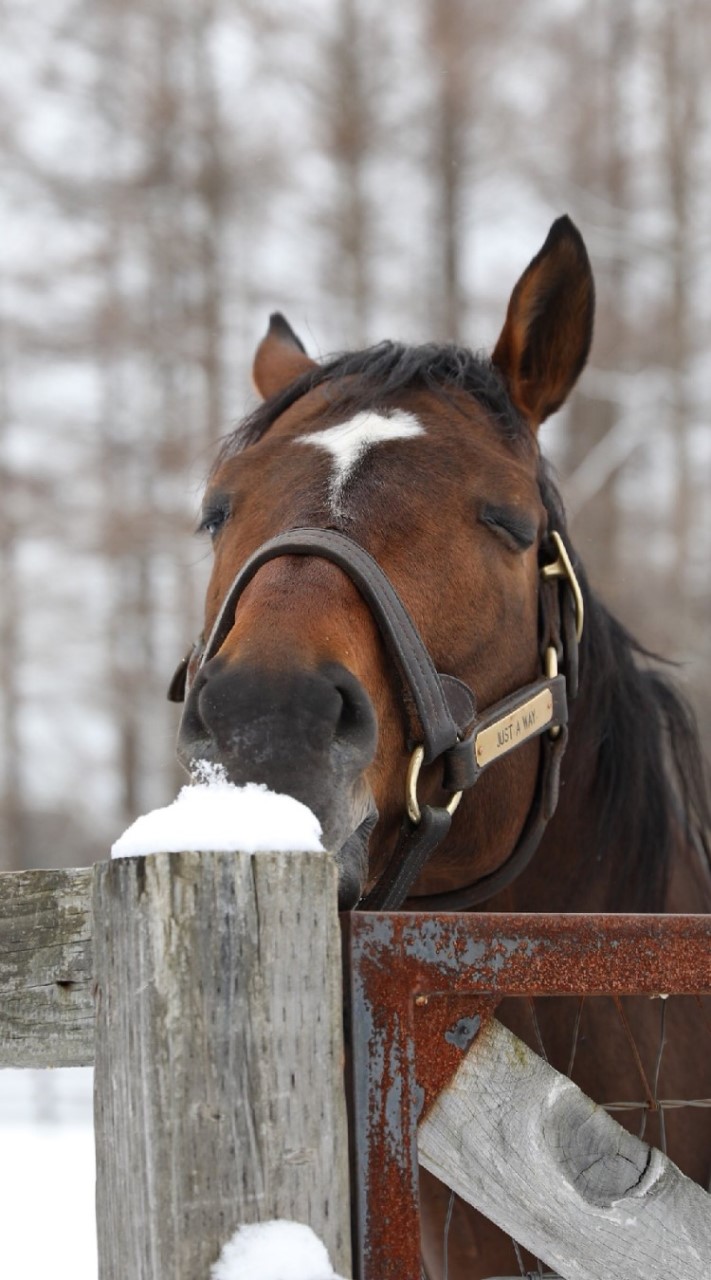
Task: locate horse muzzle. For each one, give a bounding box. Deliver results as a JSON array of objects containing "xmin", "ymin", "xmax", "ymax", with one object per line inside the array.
[{"xmin": 176, "ymin": 656, "xmax": 379, "ymax": 904}]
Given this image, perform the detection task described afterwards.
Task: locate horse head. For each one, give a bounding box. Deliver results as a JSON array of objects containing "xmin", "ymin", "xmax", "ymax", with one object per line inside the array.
[{"xmin": 172, "ymin": 216, "xmax": 594, "ymax": 908}]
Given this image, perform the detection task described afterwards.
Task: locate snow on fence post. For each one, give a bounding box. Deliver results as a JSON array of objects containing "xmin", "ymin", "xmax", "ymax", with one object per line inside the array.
[{"xmin": 92, "ymin": 849, "xmax": 352, "ymax": 1280}]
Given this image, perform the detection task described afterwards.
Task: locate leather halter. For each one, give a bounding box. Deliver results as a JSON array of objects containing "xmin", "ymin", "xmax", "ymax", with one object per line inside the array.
[{"xmin": 170, "ymin": 526, "xmax": 582, "ymax": 912}]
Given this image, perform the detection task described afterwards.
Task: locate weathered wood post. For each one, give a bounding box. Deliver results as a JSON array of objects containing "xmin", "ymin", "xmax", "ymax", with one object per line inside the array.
[
  {"xmin": 419, "ymin": 1018, "xmax": 711, "ymax": 1280},
  {"xmin": 93, "ymin": 849, "xmax": 351, "ymax": 1280}
]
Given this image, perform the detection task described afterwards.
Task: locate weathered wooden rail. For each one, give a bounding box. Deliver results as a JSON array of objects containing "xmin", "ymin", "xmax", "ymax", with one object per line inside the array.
[
  {"xmin": 420, "ymin": 1018, "xmax": 711, "ymax": 1280},
  {"xmin": 2, "ymin": 858, "xmax": 711, "ymax": 1280},
  {"xmin": 0, "ymin": 864, "xmax": 94, "ymax": 1067}
]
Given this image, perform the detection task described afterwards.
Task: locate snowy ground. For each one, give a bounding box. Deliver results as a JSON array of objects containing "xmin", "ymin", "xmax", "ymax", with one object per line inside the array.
[{"xmin": 0, "ymin": 1069, "xmax": 96, "ymax": 1279}]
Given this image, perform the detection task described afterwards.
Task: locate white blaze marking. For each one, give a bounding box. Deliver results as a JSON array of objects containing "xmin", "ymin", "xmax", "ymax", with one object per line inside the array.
[{"xmin": 297, "ymin": 409, "xmax": 424, "ymax": 514}]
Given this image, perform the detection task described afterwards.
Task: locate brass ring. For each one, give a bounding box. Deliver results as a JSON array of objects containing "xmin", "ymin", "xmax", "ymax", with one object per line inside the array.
[{"xmin": 406, "ymin": 744, "xmax": 463, "ymax": 826}]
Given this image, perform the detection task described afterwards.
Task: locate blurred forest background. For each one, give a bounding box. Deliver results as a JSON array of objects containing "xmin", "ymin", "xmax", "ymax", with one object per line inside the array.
[{"xmin": 1, "ymin": 0, "xmax": 710, "ymax": 873}]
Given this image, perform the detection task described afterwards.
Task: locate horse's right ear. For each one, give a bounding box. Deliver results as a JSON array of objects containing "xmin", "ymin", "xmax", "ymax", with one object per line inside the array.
[
  {"xmin": 492, "ymin": 216, "xmax": 594, "ymax": 430},
  {"xmin": 252, "ymin": 313, "xmax": 318, "ymax": 399}
]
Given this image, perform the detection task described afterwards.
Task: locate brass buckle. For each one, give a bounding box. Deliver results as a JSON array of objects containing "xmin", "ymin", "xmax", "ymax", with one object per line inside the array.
[
  {"xmin": 540, "ymin": 531, "xmax": 584, "ymax": 643},
  {"xmin": 545, "ymin": 646, "xmax": 561, "ymax": 739},
  {"xmin": 406, "ymin": 745, "xmax": 463, "ymax": 826}
]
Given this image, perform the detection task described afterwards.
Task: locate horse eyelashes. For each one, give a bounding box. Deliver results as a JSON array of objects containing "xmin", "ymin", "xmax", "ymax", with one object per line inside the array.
[
  {"xmin": 480, "ymin": 504, "xmax": 537, "ymax": 550},
  {"xmin": 197, "ymin": 495, "xmax": 231, "ymax": 539}
]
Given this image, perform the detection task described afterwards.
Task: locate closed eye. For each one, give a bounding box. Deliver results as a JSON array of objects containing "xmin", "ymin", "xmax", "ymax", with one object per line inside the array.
[{"xmin": 480, "ymin": 503, "xmax": 537, "ymax": 551}]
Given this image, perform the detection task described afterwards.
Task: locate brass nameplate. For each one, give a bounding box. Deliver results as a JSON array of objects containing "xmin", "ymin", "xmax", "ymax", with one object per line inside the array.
[{"xmin": 475, "ymin": 689, "xmax": 554, "ymax": 768}]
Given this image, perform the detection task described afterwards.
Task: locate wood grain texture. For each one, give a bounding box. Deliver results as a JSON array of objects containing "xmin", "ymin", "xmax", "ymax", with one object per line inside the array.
[
  {"xmin": 0, "ymin": 865, "xmax": 94, "ymax": 1067},
  {"xmin": 93, "ymin": 850, "xmax": 351, "ymax": 1280},
  {"xmin": 418, "ymin": 1017, "xmax": 711, "ymax": 1280}
]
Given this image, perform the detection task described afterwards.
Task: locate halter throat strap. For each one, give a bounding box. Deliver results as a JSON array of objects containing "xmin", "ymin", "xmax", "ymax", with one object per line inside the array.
[{"xmin": 178, "ymin": 526, "xmax": 576, "ymax": 910}]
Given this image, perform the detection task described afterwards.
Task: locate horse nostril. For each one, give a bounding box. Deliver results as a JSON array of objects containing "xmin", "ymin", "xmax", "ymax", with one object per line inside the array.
[
  {"xmin": 335, "ymin": 682, "xmax": 364, "ymax": 738},
  {"xmin": 184, "ymin": 659, "xmax": 224, "ymax": 722},
  {"xmin": 327, "ymin": 665, "xmax": 378, "ymax": 757}
]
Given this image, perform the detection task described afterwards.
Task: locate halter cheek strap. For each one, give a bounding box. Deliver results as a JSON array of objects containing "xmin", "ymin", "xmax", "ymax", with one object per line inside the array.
[
  {"xmin": 361, "ymin": 544, "xmax": 577, "ymax": 911},
  {"xmin": 169, "ymin": 526, "xmax": 581, "ymax": 911}
]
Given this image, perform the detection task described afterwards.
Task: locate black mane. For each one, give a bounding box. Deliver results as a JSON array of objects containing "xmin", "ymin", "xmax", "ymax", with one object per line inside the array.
[
  {"xmin": 540, "ymin": 462, "xmax": 711, "ymax": 911},
  {"xmin": 221, "ymin": 338, "xmax": 711, "ymax": 912}
]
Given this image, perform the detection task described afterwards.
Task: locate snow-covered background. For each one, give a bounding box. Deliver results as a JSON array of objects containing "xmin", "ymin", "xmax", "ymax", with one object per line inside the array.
[
  {"xmin": 1, "ymin": 2, "xmax": 710, "ymax": 1275},
  {"xmin": 0, "ymin": 1069, "xmax": 96, "ymax": 1278},
  {"xmin": 1, "ymin": 1, "xmax": 709, "ymax": 876}
]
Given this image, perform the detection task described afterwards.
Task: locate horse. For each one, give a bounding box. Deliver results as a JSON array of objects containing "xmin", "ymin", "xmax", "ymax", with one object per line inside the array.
[{"xmin": 169, "ymin": 216, "xmax": 711, "ymax": 1278}]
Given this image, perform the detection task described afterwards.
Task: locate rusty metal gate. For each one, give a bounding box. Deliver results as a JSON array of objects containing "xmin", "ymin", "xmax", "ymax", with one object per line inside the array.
[{"xmin": 342, "ymin": 912, "xmax": 711, "ymax": 1280}]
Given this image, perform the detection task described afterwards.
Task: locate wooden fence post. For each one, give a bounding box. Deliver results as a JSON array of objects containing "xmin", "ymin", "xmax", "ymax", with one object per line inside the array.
[{"xmin": 93, "ymin": 850, "xmax": 351, "ymax": 1280}]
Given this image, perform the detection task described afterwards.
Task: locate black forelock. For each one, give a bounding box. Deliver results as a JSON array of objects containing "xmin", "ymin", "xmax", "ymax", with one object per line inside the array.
[{"xmin": 214, "ymin": 340, "xmax": 528, "ymax": 469}]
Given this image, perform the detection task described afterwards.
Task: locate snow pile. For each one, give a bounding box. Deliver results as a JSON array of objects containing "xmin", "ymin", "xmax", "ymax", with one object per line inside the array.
[
  {"xmin": 111, "ymin": 764, "xmax": 323, "ymax": 859},
  {"xmin": 211, "ymin": 1221, "xmax": 348, "ymax": 1280}
]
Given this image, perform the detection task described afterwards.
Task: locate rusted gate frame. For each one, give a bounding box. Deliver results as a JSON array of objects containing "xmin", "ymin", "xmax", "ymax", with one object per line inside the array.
[{"xmin": 342, "ymin": 911, "xmax": 711, "ymax": 1280}]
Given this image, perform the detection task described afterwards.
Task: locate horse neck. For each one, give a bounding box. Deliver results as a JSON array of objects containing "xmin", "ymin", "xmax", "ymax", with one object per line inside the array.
[{"xmin": 501, "ymin": 642, "xmax": 711, "ymax": 916}]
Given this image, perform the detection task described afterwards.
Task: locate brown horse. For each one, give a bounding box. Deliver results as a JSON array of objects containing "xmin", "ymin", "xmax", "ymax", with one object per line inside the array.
[{"xmin": 170, "ymin": 217, "xmax": 711, "ymax": 1278}]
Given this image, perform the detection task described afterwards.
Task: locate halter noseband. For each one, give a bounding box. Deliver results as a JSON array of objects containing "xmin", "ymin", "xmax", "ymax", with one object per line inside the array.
[{"xmin": 170, "ymin": 526, "xmax": 582, "ymax": 911}]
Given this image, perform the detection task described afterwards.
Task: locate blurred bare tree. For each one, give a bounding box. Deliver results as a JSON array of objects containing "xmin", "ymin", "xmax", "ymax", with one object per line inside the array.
[
  {"xmin": 0, "ymin": 316, "xmax": 25, "ymax": 870},
  {"xmin": 0, "ymin": 0, "xmax": 708, "ymax": 869}
]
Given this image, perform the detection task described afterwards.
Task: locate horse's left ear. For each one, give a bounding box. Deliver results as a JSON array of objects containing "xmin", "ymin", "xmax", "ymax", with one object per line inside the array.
[
  {"xmin": 252, "ymin": 312, "xmax": 318, "ymax": 399},
  {"xmin": 492, "ymin": 216, "xmax": 594, "ymax": 430}
]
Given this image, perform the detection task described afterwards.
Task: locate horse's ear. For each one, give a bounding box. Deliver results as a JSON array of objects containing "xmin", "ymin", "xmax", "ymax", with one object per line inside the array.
[
  {"xmin": 252, "ymin": 313, "xmax": 317, "ymax": 399},
  {"xmin": 492, "ymin": 216, "xmax": 594, "ymax": 430}
]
